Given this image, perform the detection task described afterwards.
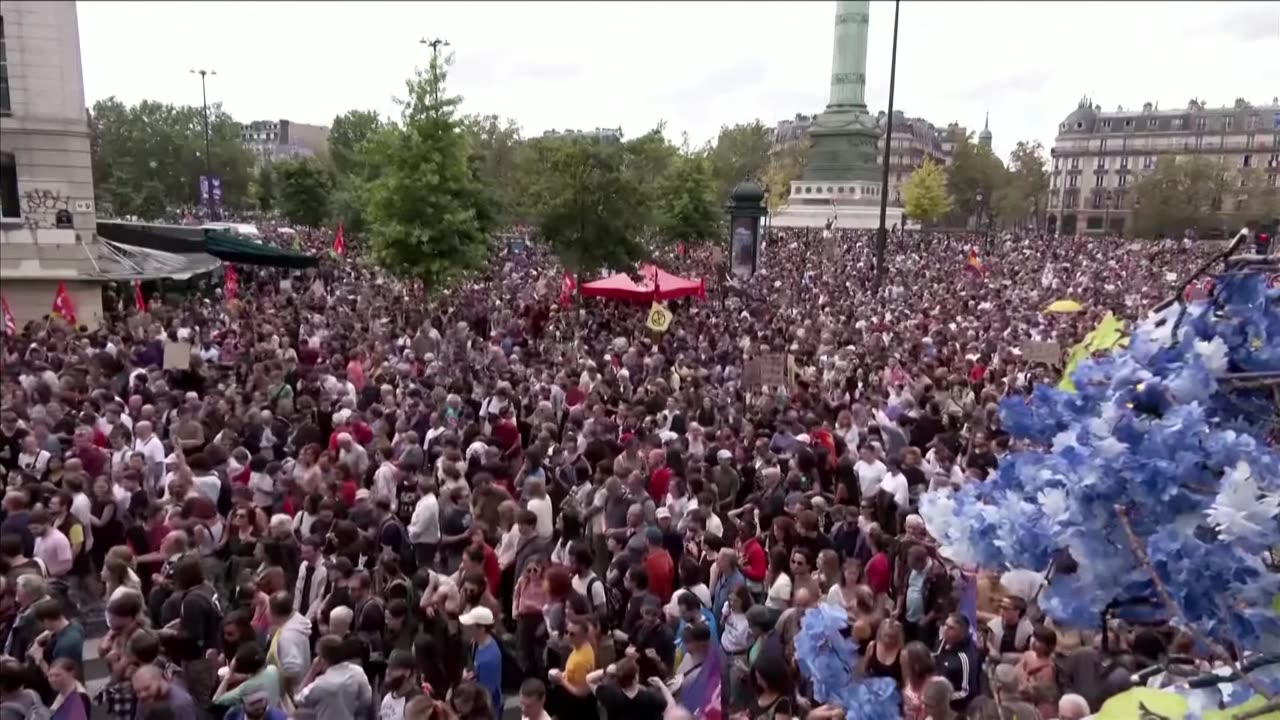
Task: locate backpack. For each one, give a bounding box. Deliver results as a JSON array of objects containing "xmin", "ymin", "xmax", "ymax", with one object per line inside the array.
[
  {"xmin": 1, "ymin": 701, "xmax": 50, "ymax": 720},
  {"xmin": 586, "ymin": 576, "xmax": 621, "ymax": 632}
]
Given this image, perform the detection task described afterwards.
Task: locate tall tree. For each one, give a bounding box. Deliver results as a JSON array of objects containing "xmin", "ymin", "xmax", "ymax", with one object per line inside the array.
[
  {"xmin": 760, "ymin": 139, "xmax": 810, "ymax": 213},
  {"xmin": 525, "ymin": 136, "xmax": 648, "ymax": 272},
  {"xmin": 362, "ymin": 55, "xmax": 494, "ymax": 291},
  {"xmin": 459, "ymin": 114, "xmax": 528, "ymax": 225},
  {"xmin": 622, "ymin": 126, "xmax": 681, "ymax": 233},
  {"xmin": 994, "ymin": 140, "xmax": 1051, "ymax": 230},
  {"xmin": 1136, "ymin": 155, "xmax": 1233, "ymax": 237},
  {"xmin": 945, "ymin": 135, "xmax": 1006, "ymax": 220},
  {"xmin": 248, "ymin": 163, "xmax": 278, "ymax": 212},
  {"xmin": 900, "ymin": 158, "xmax": 953, "ymax": 225},
  {"xmin": 276, "ymin": 157, "xmax": 335, "ymax": 228},
  {"xmin": 329, "ymin": 110, "xmax": 384, "ymax": 178},
  {"xmin": 707, "ymin": 122, "xmax": 771, "ymax": 203},
  {"xmin": 656, "ymin": 154, "xmax": 720, "ymax": 247}
]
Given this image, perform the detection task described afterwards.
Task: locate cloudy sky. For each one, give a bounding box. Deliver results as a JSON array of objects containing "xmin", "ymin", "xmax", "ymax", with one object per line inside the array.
[{"xmin": 78, "ymin": 1, "xmax": 1279, "ymax": 161}]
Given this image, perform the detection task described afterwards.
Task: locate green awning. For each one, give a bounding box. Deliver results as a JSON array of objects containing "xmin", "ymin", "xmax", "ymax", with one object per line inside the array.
[{"xmin": 202, "ymin": 230, "xmax": 319, "ymax": 269}]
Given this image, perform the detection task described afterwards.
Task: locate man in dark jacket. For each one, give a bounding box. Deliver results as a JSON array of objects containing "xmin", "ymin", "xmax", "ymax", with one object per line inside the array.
[{"xmin": 934, "ymin": 612, "xmax": 981, "ymax": 713}]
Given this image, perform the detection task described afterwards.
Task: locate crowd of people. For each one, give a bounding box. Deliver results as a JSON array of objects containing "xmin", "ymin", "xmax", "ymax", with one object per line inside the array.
[{"xmin": 0, "ymin": 218, "xmax": 1228, "ymax": 720}]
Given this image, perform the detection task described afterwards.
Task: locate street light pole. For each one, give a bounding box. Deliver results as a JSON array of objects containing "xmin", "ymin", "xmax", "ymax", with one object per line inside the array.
[
  {"xmin": 419, "ymin": 38, "xmax": 451, "ymax": 104},
  {"xmin": 873, "ymin": 0, "xmax": 901, "ymax": 294},
  {"xmin": 1104, "ymin": 189, "xmax": 1113, "ymax": 237},
  {"xmin": 190, "ymin": 68, "xmax": 215, "ymax": 216}
]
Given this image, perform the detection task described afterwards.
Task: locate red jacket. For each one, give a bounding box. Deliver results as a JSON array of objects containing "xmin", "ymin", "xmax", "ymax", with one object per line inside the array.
[
  {"xmin": 648, "ymin": 467, "xmax": 671, "ymax": 504},
  {"xmin": 739, "ymin": 536, "xmax": 767, "ymax": 582}
]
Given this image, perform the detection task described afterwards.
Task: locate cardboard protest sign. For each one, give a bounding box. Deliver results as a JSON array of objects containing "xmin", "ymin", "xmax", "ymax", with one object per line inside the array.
[
  {"xmin": 745, "ymin": 352, "xmax": 788, "ymax": 388},
  {"xmin": 645, "ymin": 303, "xmax": 673, "ymax": 333},
  {"xmin": 163, "ymin": 342, "xmax": 193, "ymax": 370},
  {"xmin": 1022, "ymin": 340, "xmax": 1062, "ymax": 366}
]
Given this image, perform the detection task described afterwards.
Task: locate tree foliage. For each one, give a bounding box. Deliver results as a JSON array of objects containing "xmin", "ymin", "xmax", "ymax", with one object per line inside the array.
[
  {"xmin": 89, "ymin": 97, "xmax": 255, "ymax": 218},
  {"xmin": 760, "ymin": 140, "xmax": 810, "ymax": 213},
  {"xmin": 707, "ymin": 121, "xmax": 771, "ymax": 203},
  {"xmin": 945, "ymin": 135, "xmax": 1005, "ymax": 220},
  {"xmin": 329, "ymin": 110, "xmax": 384, "ymax": 178},
  {"xmin": 524, "ymin": 136, "xmax": 648, "ymax": 272},
  {"xmin": 1131, "ymin": 157, "xmax": 1278, "ymax": 238},
  {"xmin": 993, "ymin": 141, "xmax": 1050, "ymax": 229},
  {"xmin": 655, "ymin": 154, "xmax": 720, "ymax": 247},
  {"xmin": 459, "ymin": 114, "xmax": 529, "ymax": 226},
  {"xmin": 622, "ymin": 126, "xmax": 681, "ymax": 233},
  {"xmin": 275, "ymin": 157, "xmax": 335, "ymax": 228},
  {"xmin": 900, "ymin": 158, "xmax": 953, "ymax": 224},
  {"xmin": 362, "ymin": 56, "xmax": 494, "ymax": 291},
  {"xmin": 248, "ymin": 163, "xmax": 278, "ymax": 212}
]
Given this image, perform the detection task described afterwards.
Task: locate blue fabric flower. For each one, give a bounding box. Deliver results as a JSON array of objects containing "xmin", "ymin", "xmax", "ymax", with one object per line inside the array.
[
  {"xmin": 920, "ymin": 269, "xmax": 1280, "ymax": 650},
  {"xmin": 793, "ymin": 606, "xmax": 901, "ymax": 719}
]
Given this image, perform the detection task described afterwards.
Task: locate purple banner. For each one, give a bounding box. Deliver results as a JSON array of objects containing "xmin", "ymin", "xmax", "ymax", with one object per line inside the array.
[{"xmin": 199, "ymin": 175, "xmax": 210, "ymax": 203}]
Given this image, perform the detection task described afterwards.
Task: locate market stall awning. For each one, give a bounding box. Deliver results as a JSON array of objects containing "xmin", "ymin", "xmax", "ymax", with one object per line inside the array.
[
  {"xmin": 578, "ymin": 264, "xmax": 706, "ymax": 303},
  {"xmin": 640, "ymin": 264, "xmax": 705, "ymax": 302},
  {"xmin": 579, "ymin": 272, "xmax": 650, "ymax": 302},
  {"xmin": 96, "ymin": 221, "xmax": 319, "ymax": 269}
]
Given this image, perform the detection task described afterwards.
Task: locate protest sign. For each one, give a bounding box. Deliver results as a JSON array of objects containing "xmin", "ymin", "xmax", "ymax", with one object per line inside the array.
[
  {"xmin": 645, "ymin": 302, "xmax": 673, "ymax": 333},
  {"xmin": 163, "ymin": 342, "xmax": 192, "ymax": 370},
  {"xmin": 745, "ymin": 352, "xmax": 788, "ymax": 387},
  {"xmin": 1022, "ymin": 340, "xmax": 1062, "ymax": 366}
]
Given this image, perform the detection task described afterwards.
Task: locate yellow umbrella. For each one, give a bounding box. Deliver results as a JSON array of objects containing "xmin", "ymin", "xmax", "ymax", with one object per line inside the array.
[
  {"xmin": 1045, "ymin": 299, "xmax": 1085, "ymax": 313},
  {"xmin": 1094, "ymin": 687, "xmax": 1188, "ymax": 719}
]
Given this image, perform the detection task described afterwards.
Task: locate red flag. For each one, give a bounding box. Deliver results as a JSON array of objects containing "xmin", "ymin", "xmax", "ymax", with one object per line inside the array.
[
  {"xmin": 333, "ymin": 224, "xmax": 346, "ymax": 257},
  {"xmin": 675, "ymin": 242, "xmax": 686, "ymax": 257},
  {"xmin": 963, "ymin": 248, "xmax": 985, "ymax": 277},
  {"xmin": 52, "ymin": 281, "xmax": 77, "ymax": 325},
  {"xmin": 224, "ymin": 265, "xmax": 239, "ymax": 301},
  {"xmin": 558, "ymin": 271, "xmax": 576, "ymax": 307},
  {"xmin": 1, "ymin": 295, "xmax": 15, "ymax": 335},
  {"xmin": 133, "ymin": 279, "xmax": 146, "ymax": 312}
]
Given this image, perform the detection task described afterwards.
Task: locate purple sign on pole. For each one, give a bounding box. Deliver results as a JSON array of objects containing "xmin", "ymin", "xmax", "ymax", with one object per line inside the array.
[{"xmin": 199, "ymin": 175, "xmax": 210, "ymax": 203}]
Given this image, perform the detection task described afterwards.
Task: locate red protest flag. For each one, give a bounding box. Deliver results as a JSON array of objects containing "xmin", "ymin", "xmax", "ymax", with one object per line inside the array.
[
  {"xmin": 1, "ymin": 295, "xmax": 15, "ymax": 335},
  {"xmin": 133, "ymin": 279, "xmax": 146, "ymax": 311},
  {"xmin": 224, "ymin": 265, "xmax": 239, "ymax": 301},
  {"xmin": 558, "ymin": 271, "xmax": 576, "ymax": 308},
  {"xmin": 963, "ymin": 248, "xmax": 986, "ymax": 277},
  {"xmin": 52, "ymin": 281, "xmax": 77, "ymax": 325},
  {"xmin": 333, "ymin": 224, "xmax": 346, "ymax": 257}
]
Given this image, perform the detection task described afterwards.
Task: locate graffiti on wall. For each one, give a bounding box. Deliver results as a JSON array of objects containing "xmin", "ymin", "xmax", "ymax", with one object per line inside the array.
[{"xmin": 20, "ymin": 189, "xmax": 72, "ymax": 230}]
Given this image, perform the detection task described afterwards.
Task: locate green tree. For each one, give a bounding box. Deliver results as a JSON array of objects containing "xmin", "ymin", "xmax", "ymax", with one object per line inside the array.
[
  {"xmin": 707, "ymin": 121, "xmax": 771, "ymax": 202},
  {"xmin": 993, "ymin": 140, "xmax": 1050, "ymax": 230},
  {"xmin": 900, "ymin": 158, "xmax": 953, "ymax": 224},
  {"xmin": 1227, "ymin": 166, "xmax": 1280, "ymax": 229},
  {"xmin": 622, "ymin": 126, "xmax": 681, "ymax": 232},
  {"xmin": 207, "ymin": 104, "xmax": 257, "ymax": 209},
  {"xmin": 248, "ymin": 163, "xmax": 278, "ymax": 212},
  {"xmin": 275, "ymin": 157, "xmax": 334, "ymax": 228},
  {"xmin": 655, "ymin": 154, "xmax": 720, "ymax": 247},
  {"xmin": 459, "ymin": 114, "xmax": 528, "ymax": 225},
  {"xmin": 362, "ymin": 55, "xmax": 494, "ymax": 291},
  {"xmin": 329, "ymin": 110, "xmax": 384, "ymax": 178},
  {"xmin": 760, "ymin": 139, "xmax": 810, "ymax": 213},
  {"xmin": 945, "ymin": 135, "xmax": 1005, "ymax": 220},
  {"xmin": 525, "ymin": 136, "xmax": 648, "ymax": 272},
  {"xmin": 1131, "ymin": 157, "xmax": 1231, "ymax": 238}
]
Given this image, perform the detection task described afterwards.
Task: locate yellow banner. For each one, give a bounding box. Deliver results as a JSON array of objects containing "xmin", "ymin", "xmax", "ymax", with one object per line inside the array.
[
  {"xmin": 1058, "ymin": 312, "xmax": 1128, "ymax": 393},
  {"xmin": 646, "ymin": 302, "xmax": 673, "ymax": 333}
]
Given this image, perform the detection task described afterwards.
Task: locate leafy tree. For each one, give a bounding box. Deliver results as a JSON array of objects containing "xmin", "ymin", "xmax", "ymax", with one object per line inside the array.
[
  {"xmin": 249, "ymin": 163, "xmax": 278, "ymax": 212},
  {"xmin": 207, "ymin": 105, "xmax": 256, "ymax": 209},
  {"xmin": 656, "ymin": 154, "xmax": 720, "ymax": 247},
  {"xmin": 275, "ymin": 157, "xmax": 335, "ymax": 228},
  {"xmin": 707, "ymin": 121, "xmax": 771, "ymax": 202},
  {"xmin": 900, "ymin": 158, "xmax": 953, "ymax": 224},
  {"xmin": 459, "ymin": 114, "xmax": 528, "ymax": 225},
  {"xmin": 1131, "ymin": 157, "xmax": 1231, "ymax": 238},
  {"xmin": 993, "ymin": 140, "xmax": 1050, "ymax": 230},
  {"xmin": 622, "ymin": 126, "xmax": 681, "ymax": 232},
  {"xmin": 525, "ymin": 136, "xmax": 648, "ymax": 272},
  {"xmin": 1227, "ymin": 166, "xmax": 1280, "ymax": 229},
  {"xmin": 945, "ymin": 135, "xmax": 1005, "ymax": 220},
  {"xmin": 362, "ymin": 55, "xmax": 494, "ymax": 291},
  {"xmin": 329, "ymin": 110, "xmax": 384, "ymax": 178},
  {"xmin": 760, "ymin": 139, "xmax": 810, "ymax": 213}
]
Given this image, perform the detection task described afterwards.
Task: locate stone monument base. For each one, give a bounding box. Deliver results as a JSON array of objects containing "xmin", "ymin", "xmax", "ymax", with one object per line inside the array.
[{"xmin": 771, "ymin": 201, "xmax": 905, "ymax": 230}]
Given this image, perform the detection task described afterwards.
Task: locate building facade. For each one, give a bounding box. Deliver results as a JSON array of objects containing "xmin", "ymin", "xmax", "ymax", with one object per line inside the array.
[
  {"xmin": 0, "ymin": 1, "xmax": 107, "ymax": 328},
  {"xmin": 1048, "ymin": 96, "xmax": 1280, "ymax": 237},
  {"xmin": 240, "ymin": 119, "xmax": 330, "ymax": 163}
]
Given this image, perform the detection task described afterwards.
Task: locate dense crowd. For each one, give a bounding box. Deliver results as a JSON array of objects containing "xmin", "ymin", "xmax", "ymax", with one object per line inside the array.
[{"xmin": 0, "ymin": 220, "xmax": 1225, "ymax": 720}]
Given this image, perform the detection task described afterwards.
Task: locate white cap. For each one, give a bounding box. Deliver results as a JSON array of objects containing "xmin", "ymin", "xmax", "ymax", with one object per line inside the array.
[
  {"xmin": 655, "ymin": 507, "xmax": 672, "ymax": 520},
  {"xmin": 716, "ymin": 449, "xmax": 733, "ymax": 461},
  {"xmin": 459, "ymin": 606, "xmax": 495, "ymax": 626},
  {"xmin": 355, "ymin": 488, "xmax": 371, "ymax": 501},
  {"xmin": 795, "ymin": 433, "xmax": 811, "ymax": 444}
]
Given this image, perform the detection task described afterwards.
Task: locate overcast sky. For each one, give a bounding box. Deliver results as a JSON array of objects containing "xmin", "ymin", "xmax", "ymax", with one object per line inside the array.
[{"xmin": 78, "ymin": 1, "xmax": 1279, "ymax": 161}]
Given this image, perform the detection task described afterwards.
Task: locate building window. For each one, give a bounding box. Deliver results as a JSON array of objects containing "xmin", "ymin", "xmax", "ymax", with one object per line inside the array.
[
  {"xmin": 1196, "ymin": 117, "xmax": 1207, "ymax": 131},
  {"xmin": 1096, "ymin": 157, "xmax": 1105, "ymax": 169},
  {"xmin": 1224, "ymin": 117, "xmax": 1234, "ymax": 131},
  {"xmin": 1102, "ymin": 120, "xmax": 1112, "ymax": 129},
  {"xmin": 1053, "ymin": 158, "xmax": 1060, "ymax": 170},
  {"xmin": 1099, "ymin": 139, "xmax": 1108, "ymax": 152},
  {"xmin": 1051, "ymin": 175, "xmax": 1058, "ymax": 189},
  {"xmin": 1086, "ymin": 216, "xmax": 1104, "ymax": 230},
  {"xmin": 1119, "ymin": 157, "xmax": 1129, "ymax": 169},
  {"xmin": 0, "ymin": 152, "xmax": 18, "ymax": 218},
  {"xmin": 1143, "ymin": 156, "xmax": 1155, "ymax": 169},
  {"xmin": 1094, "ymin": 174, "xmax": 1105, "ymax": 188},
  {"xmin": 1070, "ymin": 157, "xmax": 1080, "ymax": 170},
  {"xmin": 1125, "ymin": 119, "xmax": 1135, "ymax": 128},
  {"xmin": 1075, "ymin": 122, "xmax": 1083, "ymax": 130},
  {"xmin": 0, "ymin": 17, "xmax": 10, "ymax": 116},
  {"xmin": 1118, "ymin": 174, "xmax": 1128, "ymax": 187},
  {"xmin": 1270, "ymin": 153, "xmax": 1280, "ymax": 168},
  {"xmin": 1091, "ymin": 193, "xmax": 1104, "ymax": 209},
  {"xmin": 1068, "ymin": 175, "xmax": 1079, "ymax": 188},
  {"xmin": 1243, "ymin": 154, "xmax": 1252, "ymax": 168},
  {"xmin": 1247, "ymin": 115, "xmax": 1259, "ymax": 130},
  {"xmin": 1171, "ymin": 118, "xmax": 1183, "ymax": 129}
]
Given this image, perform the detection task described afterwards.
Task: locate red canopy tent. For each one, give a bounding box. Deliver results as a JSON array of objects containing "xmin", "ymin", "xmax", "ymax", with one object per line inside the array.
[{"xmin": 578, "ymin": 264, "xmax": 705, "ymax": 303}]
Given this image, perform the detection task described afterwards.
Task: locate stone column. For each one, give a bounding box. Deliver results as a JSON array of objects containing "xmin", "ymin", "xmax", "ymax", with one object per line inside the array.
[{"xmin": 827, "ymin": 0, "xmax": 870, "ymax": 111}]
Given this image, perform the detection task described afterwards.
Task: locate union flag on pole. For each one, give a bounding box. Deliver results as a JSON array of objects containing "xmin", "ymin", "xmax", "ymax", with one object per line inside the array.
[
  {"xmin": 1, "ymin": 296, "xmax": 15, "ymax": 335},
  {"xmin": 224, "ymin": 265, "xmax": 239, "ymax": 301},
  {"xmin": 332, "ymin": 224, "xmax": 346, "ymax": 257},
  {"xmin": 133, "ymin": 279, "xmax": 146, "ymax": 312},
  {"xmin": 558, "ymin": 271, "xmax": 576, "ymax": 308},
  {"xmin": 52, "ymin": 281, "xmax": 77, "ymax": 325}
]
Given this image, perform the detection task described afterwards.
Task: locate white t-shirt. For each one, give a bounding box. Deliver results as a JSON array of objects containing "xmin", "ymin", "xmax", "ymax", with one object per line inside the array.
[
  {"xmin": 571, "ymin": 571, "xmax": 608, "ymax": 612},
  {"xmin": 879, "ymin": 471, "xmax": 910, "ymax": 507},
  {"xmin": 855, "ymin": 459, "xmax": 888, "ymax": 499},
  {"xmin": 134, "ymin": 435, "xmax": 165, "ymax": 467},
  {"xmin": 527, "ymin": 495, "xmax": 554, "ymax": 540},
  {"xmin": 379, "ymin": 692, "xmax": 408, "ymax": 720}
]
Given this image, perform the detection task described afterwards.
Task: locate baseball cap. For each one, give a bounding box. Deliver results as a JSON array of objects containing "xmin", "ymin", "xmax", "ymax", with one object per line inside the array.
[
  {"xmin": 716, "ymin": 449, "xmax": 733, "ymax": 461},
  {"xmin": 655, "ymin": 507, "xmax": 672, "ymax": 520},
  {"xmin": 355, "ymin": 488, "xmax": 371, "ymax": 501},
  {"xmin": 459, "ymin": 606, "xmax": 495, "ymax": 626}
]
